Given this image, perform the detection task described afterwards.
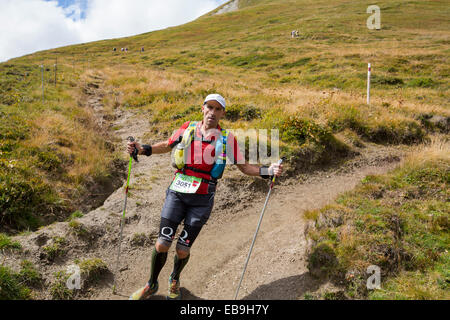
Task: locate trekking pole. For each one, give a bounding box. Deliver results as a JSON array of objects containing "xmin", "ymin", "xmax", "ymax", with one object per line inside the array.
[
  {"xmin": 234, "ymin": 158, "xmax": 284, "ymax": 300},
  {"xmin": 112, "ymin": 136, "xmax": 139, "ymax": 294}
]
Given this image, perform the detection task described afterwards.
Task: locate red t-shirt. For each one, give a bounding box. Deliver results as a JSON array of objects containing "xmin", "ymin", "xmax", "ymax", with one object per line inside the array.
[{"xmin": 168, "ymin": 121, "xmax": 244, "ymax": 194}]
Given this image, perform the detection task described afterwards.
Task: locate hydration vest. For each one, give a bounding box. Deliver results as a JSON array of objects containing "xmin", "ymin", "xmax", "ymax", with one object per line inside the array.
[{"xmin": 172, "ymin": 121, "xmax": 228, "ymax": 180}]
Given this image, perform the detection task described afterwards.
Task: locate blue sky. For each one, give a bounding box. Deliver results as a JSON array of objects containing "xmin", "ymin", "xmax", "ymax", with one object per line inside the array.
[
  {"xmin": 0, "ymin": 0, "xmax": 229, "ymax": 62},
  {"xmin": 45, "ymin": 0, "xmax": 88, "ymax": 19}
]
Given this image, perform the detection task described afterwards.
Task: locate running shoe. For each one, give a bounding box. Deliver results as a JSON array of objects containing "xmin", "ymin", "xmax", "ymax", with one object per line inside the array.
[
  {"xmin": 166, "ymin": 276, "xmax": 181, "ymax": 300},
  {"xmin": 129, "ymin": 281, "xmax": 158, "ymax": 300}
]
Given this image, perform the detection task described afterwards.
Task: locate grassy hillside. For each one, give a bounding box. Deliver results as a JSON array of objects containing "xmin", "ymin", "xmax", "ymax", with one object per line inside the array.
[
  {"xmin": 305, "ymin": 137, "xmax": 449, "ymax": 299},
  {"xmin": 1, "ymin": 0, "xmax": 449, "ymax": 232}
]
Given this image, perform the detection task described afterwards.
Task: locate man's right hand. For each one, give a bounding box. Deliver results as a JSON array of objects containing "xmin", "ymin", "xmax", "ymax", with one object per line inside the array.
[{"xmin": 127, "ymin": 141, "xmax": 142, "ymax": 155}]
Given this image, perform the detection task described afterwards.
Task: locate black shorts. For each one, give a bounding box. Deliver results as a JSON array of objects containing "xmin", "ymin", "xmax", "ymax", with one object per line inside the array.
[
  {"xmin": 158, "ymin": 188, "xmax": 215, "ymax": 250},
  {"xmin": 160, "ymin": 188, "xmax": 215, "ymax": 228}
]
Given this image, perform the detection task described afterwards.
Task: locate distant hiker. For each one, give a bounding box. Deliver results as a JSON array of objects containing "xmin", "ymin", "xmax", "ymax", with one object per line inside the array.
[
  {"xmin": 125, "ymin": 47, "xmax": 128, "ymax": 52},
  {"xmin": 295, "ymin": 30, "xmax": 299, "ymax": 37},
  {"xmin": 113, "ymin": 47, "xmax": 117, "ymax": 52},
  {"xmin": 121, "ymin": 48, "xmax": 124, "ymax": 52},
  {"xmin": 127, "ymin": 94, "xmax": 283, "ymax": 300},
  {"xmin": 141, "ymin": 47, "xmax": 145, "ymax": 52}
]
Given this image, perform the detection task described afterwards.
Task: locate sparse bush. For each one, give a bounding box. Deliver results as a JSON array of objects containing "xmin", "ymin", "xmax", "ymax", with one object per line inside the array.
[
  {"xmin": 79, "ymin": 258, "xmax": 109, "ymax": 286},
  {"xmin": 281, "ymin": 57, "xmax": 311, "ymax": 69},
  {"xmin": 226, "ymin": 52, "xmax": 284, "ymax": 68},
  {"xmin": 225, "ymin": 104, "xmax": 261, "ymax": 122},
  {"xmin": 42, "ymin": 237, "xmax": 66, "ymax": 261},
  {"xmin": 307, "ymin": 242, "xmax": 339, "ymax": 278},
  {"xmin": 0, "ymin": 165, "xmax": 58, "ymax": 230},
  {"xmin": 68, "ymin": 220, "xmax": 88, "ymax": 237},
  {"xmin": 0, "ymin": 265, "xmax": 31, "ymax": 300},
  {"xmin": 281, "ymin": 116, "xmax": 329, "ymax": 146},
  {"xmin": 131, "ymin": 233, "xmax": 156, "ymax": 247},
  {"xmin": 407, "ymin": 78, "xmax": 436, "ymax": 88},
  {"xmin": 50, "ymin": 270, "xmax": 73, "ymax": 300},
  {"xmin": 34, "ymin": 147, "xmax": 63, "ymax": 172},
  {"xmin": 17, "ymin": 260, "xmax": 43, "ymax": 287},
  {"xmin": 66, "ymin": 210, "xmax": 84, "ymax": 221},
  {"xmin": 0, "ymin": 233, "xmax": 22, "ymax": 250},
  {"xmin": 371, "ymin": 75, "xmax": 404, "ymax": 86}
]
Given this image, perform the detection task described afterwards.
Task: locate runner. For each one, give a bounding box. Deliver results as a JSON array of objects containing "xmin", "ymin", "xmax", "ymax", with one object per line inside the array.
[{"xmin": 127, "ymin": 93, "xmax": 283, "ymax": 300}]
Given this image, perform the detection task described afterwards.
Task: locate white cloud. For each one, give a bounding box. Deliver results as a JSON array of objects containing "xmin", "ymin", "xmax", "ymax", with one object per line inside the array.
[{"xmin": 0, "ymin": 0, "xmax": 227, "ymax": 62}]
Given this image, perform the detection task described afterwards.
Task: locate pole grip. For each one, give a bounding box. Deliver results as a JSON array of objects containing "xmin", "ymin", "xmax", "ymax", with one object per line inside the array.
[
  {"xmin": 127, "ymin": 136, "xmax": 139, "ymax": 162},
  {"xmin": 270, "ymin": 157, "xmax": 285, "ymax": 184}
]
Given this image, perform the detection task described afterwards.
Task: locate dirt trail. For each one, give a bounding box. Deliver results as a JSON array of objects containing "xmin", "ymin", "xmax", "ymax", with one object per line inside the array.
[
  {"xmin": 2, "ymin": 72, "xmax": 406, "ymax": 300},
  {"xmin": 88, "ymin": 72, "xmax": 404, "ymax": 300},
  {"xmin": 95, "ymin": 141, "xmax": 402, "ymax": 300}
]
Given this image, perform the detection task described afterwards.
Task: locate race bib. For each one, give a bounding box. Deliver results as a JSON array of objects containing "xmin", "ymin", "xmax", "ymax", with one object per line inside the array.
[{"xmin": 169, "ymin": 173, "xmax": 202, "ymax": 193}]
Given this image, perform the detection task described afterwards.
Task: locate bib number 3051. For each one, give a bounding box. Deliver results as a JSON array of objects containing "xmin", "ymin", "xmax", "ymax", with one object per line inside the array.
[{"xmin": 169, "ymin": 173, "xmax": 202, "ymax": 193}]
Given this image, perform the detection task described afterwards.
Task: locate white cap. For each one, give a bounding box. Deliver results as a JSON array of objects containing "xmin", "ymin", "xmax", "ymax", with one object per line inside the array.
[{"xmin": 204, "ymin": 93, "xmax": 226, "ymax": 109}]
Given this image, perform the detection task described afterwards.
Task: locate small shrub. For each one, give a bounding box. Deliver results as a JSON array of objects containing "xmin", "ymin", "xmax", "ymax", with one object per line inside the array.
[
  {"xmin": 42, "ymin": 237, "xmax": 66, "ymax": 261},
  {"xmin": 303, "ymin": 209, "xmax": 320, "ymax": 221},
  {"xmin": 68, "ymin": 220, "xmax": 88, "ymax": 237},
  {"xmin": 35, "ymin": 147, "xmax": 62, "ymax": 172},
  {"xmin": 0, "ymin": 265, "xmax": 31, "ymax": 300},
  {"xmin": 17, "ymin": 260, "xmax": 43, "ymax": 287},
  {"xmin": 0, "ymin": 165, "xmax": 60, "ymax": 231},
  {"xmin": 226, "ymin": 52, "xmax": 284, "ymax": 68},
  {"xmin": 79, "ymin": 258, "xmax": 109, "ymax": 286},
  {"xmin": 307, "ymin": 242, "xmax": 339, "ymax": 278},
  {"xmin": 50, "ymin": 270, "xmax": 74, "ymax": 300},
  {"xmin": 225, "ymin": 104, "xmax": 261, "ymax": 122},
  {"xmin": 407, "ymin": 78, "xmax": 436, "ymax": 88},
  {"xmin": 281, "ymin": 57, "xmax": 311, "ymax": 69},
  {"xmin": 279, "ymin": 76, "xmax": 296, "ymax": 83},
  {"xmin": 66, "ymin": 210, "xmax": 84, "ymax": 221},
  {"xmin": 303, "ymin": 293, "xmax": 315, "ymax": 300},
  {"xmin": 323, "ymin": 291, "xmax": 347, "ymax": 300},
  {"xmin": 0, "ymin": 233, "xmax": 22, "ymax": 250},
  {"xmin": 281, "ymin": 115, "xmax": 332, "ymax": 146},
  {"xmin": 130, "ymin": 233, "xmax": 156, "ymax": 247},
  {"xmin": 371, "ymin": 75, "xmax": 404, "ymax": 86}
]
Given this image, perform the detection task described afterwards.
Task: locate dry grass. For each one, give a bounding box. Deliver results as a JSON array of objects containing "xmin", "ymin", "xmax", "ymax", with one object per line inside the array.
[{"xmin": 403, "ymin": 135, "xmax": 450, "ymax": 168}]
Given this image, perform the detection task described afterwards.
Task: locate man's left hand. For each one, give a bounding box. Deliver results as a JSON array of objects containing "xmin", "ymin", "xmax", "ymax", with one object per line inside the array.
[{"xmin": 269, "ymin": 163, "xmax": 283, "ymax": 177}]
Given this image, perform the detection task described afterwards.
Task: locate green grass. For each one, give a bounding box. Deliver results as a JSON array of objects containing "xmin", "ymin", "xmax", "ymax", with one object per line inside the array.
[
  {"xmin": 68, "ymin": 220, "xmax": 88, "ymax": 238},
  {"xmin": 0, "ymin": 260, "xmax": 42, "ymax": 299},
  {"xmin": 0, "ymin": 233, "xmax": 22, "ymax": 250},
  {"xmin": 17, "ymin": 260, "xmax": 43, "ymax": 287},
  {"xmin": 0, "ymin": 266, "xmax": 31, "ymax": 300},
  {"xmin": 130, "ymin": 233, "xmax": 156, "ymax": 247},
  {"xmin": 305, "ymin": 141, "xmax": 449, "ymax": 299},
  {"xmin": 78, "ymin": 258, "xmax": 109, "ymax": 285},
  {"xmin": 42, "ymin": 237, "xmax": 66, "ymax": 261},
  {"xmin": 66, "ymin": 210, "xmax": 84, "ymax": 221},
  {"xmin": 50, "ymin": 270, "xmax": 74, "ymax": 300}
]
